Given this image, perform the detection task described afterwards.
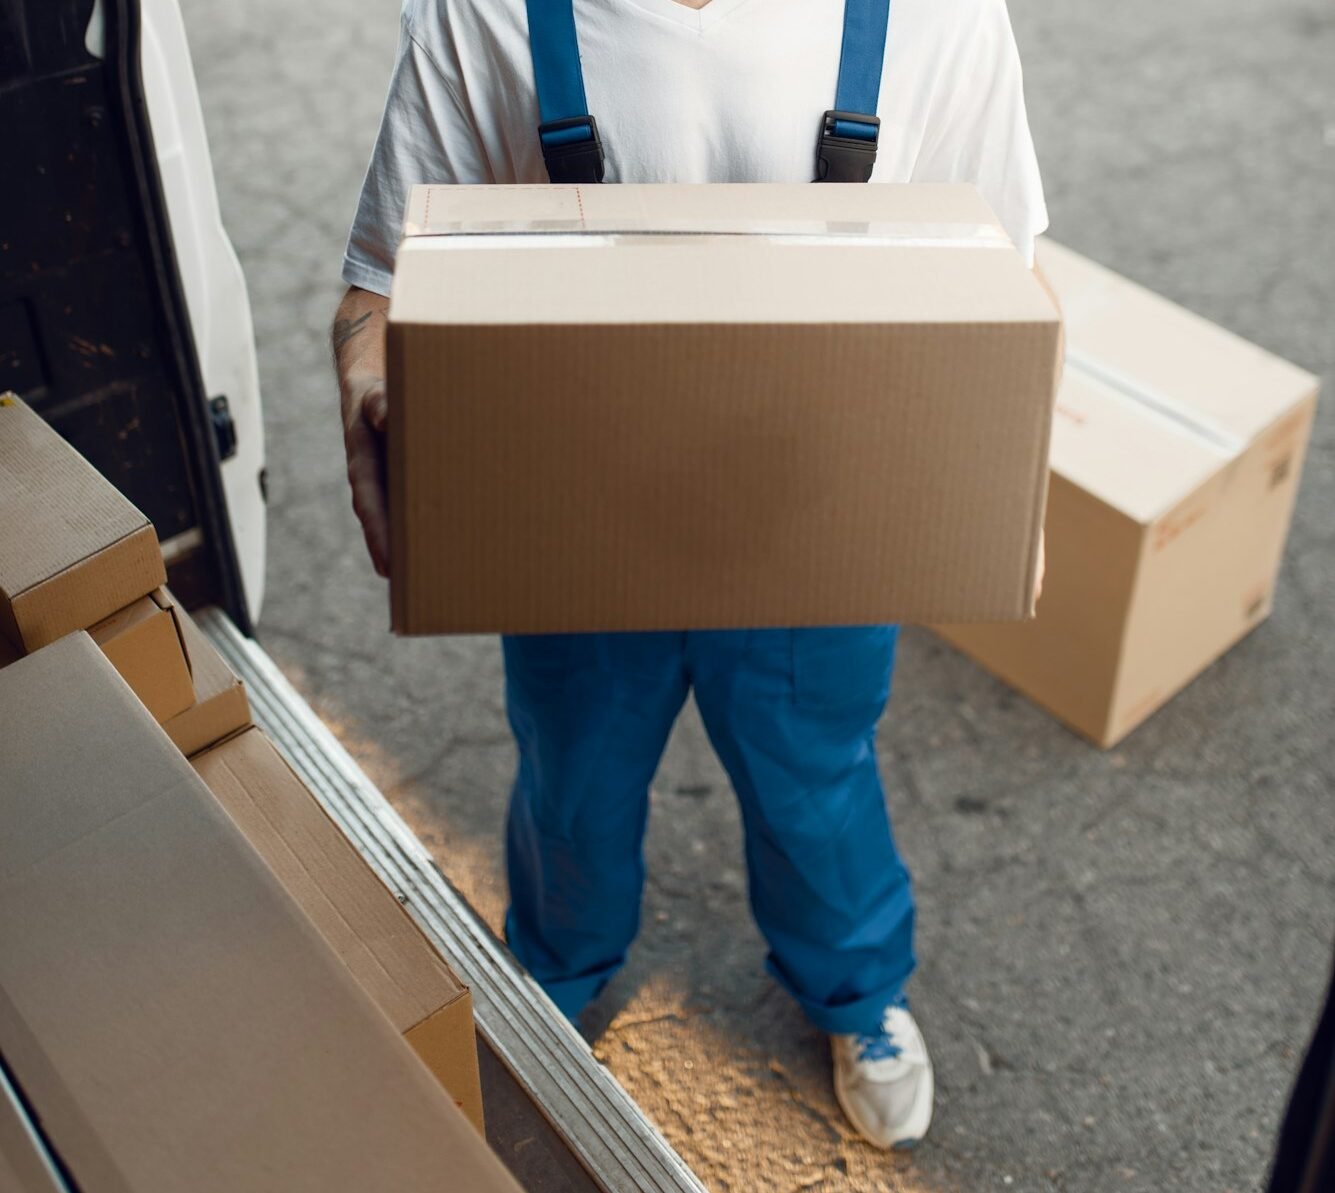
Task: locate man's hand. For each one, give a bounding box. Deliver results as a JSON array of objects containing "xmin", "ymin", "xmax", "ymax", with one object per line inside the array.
[
  {"xmin": 342, "ymin": 374, "xmax": 390, "ymax": 577},
  {"xmin": 333, "ymin": 288, "xmax": 392, "ymax": 577}
]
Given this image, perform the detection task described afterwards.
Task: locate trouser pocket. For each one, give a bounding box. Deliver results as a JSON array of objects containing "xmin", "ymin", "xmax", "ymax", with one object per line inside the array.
[{"xmin": 790, "ymin": 625, "xmax": 899, "ymax": 718}]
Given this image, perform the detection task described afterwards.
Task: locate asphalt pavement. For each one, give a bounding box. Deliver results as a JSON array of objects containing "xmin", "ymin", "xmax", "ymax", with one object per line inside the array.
[{"xmin": 177, "ymin": 1, "xmax": 1335, "ymax": 1189}]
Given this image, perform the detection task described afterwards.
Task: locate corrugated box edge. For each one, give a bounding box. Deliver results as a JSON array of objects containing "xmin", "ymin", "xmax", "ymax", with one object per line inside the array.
[{"xmin": 404, "ymin": 991, "xmax": 486, "ymax": 1137}]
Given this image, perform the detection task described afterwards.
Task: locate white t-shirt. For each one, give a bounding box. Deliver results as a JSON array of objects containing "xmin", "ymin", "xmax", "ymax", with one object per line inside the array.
[{"xmin": 344, "ymin": 0, "xmax": 1048, "ymax": 296}]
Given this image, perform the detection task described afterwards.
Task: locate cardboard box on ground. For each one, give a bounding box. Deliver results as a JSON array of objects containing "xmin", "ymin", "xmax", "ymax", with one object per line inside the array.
[
  {"xmin": 388, "ymin": 183, "xmax": 1062, "ymax": 635},
  {"xmin": 0, "ymin": 634, "xmax": 520, "ymax": 1193},
  {"xmin": 936, "ymin": 241, "xmax": 1319, "ymax": 747},
  {"xmin": 191, "ymin": 726, "xmax": 486, "ymax": 1134}
]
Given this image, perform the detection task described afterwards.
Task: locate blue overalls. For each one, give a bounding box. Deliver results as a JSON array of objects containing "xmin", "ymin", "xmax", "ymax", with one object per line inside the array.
[{"xmin": 507, "ymin": 0, "xmax": 912, "ymax": 1038}]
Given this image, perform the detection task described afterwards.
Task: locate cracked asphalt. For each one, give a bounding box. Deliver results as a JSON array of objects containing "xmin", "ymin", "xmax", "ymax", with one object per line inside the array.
[{"xmin": 177, "ymin": 1, "xmax": 1334, "ymax": 1190}]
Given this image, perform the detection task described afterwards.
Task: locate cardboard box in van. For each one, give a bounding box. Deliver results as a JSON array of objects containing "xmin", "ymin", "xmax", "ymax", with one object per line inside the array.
[
  {"xmin": 162, "ymin": 594, "xmax": 252, "ymax": 756},
  {"xmin": 0, "ymin": 394, "xmax": 164, "ymax": 652},
  {"xmin": 191, "ymin": 727, "xmax": 485, "ymax": 1134},
  {"xmin": 0, "ymin": 633, "xmax": 520, "ymax": 1193},
  {"xmin": 0, "ymin": 588, "xmax": 194, "ymax": 726},
  {"xmin": 87, "ymin": 588, "xmax": 194, "ymax": 723}
]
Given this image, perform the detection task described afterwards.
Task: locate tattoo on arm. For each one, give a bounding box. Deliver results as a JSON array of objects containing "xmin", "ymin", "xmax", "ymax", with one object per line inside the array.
[{"xmin": 332, "ymin": 311, "xmax": 374, "ymax": 355}]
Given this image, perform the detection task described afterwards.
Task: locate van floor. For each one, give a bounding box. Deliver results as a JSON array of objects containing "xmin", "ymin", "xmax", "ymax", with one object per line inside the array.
[{"xmin": 180, "ymin": 1, "xmax": 1334, "ymax": 1189}]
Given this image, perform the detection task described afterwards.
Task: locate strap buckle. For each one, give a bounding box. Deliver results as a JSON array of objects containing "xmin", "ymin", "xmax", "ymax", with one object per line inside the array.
[
  {"xmin": 538, "ymin": 115, "xmax": 606, "ymax": 184},
  {"xmin": 816, "ymin": 110, "xmax": 880, "ymax": 183}
]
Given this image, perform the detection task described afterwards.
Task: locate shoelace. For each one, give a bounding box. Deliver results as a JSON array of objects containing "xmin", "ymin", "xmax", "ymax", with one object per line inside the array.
[{"xmin": 855, "ymin": 1031, "xmax": 903, "ymax": 1063}]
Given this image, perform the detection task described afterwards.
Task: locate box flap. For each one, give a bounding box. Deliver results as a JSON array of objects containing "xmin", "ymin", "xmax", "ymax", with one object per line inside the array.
[
  {"xmin": 1039, "ymin": 241, "xmax": 1319, "ymax": 448},
  {"xmin": 162, "ymin": 594, "xmax": 251, "ymax": 756},
  {"xmin": 87, "ymin": 593, "xmax": 196, "ymax": 724},
  {"xmin": 404, "ymin": 181, "xmax": 1009, "ymax": 237},
  {"xmin": 87, "ymin": 594, "xmax": 160, "ymax": 643},
  {"xmin": 394, "ymin": 183, "xmax": 1052, "ymax": 328}
]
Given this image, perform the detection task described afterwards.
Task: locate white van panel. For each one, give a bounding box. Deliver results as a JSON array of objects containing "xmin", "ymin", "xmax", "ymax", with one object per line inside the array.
[{"xmin": 136, "ymin": 0, "xmax": 267, "ymax": 621}]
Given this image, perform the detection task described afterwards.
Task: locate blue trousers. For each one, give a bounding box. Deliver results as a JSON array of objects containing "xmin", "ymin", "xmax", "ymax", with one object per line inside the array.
[{"xmin": 502, "ymin": 627, "xmax": 915, "ymax": 1036}]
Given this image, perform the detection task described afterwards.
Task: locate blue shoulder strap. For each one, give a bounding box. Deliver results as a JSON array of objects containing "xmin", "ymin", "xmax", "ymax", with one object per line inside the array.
[
  {"xmin": 526, "ymin": 0, "xmax": 891, "ymax": 185},
  {"xmin": 819, "ymin": 0, "xmax": 892, "ymax": 182},
  {"xmin": 526, "ymin": 0, "xmax": 605, "ymax": 182}
]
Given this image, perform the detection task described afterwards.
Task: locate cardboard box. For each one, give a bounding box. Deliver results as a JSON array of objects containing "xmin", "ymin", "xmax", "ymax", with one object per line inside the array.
[
  {"xmin": 936, "ymin": 241, "xmax": 1319, "ymax": 747},
  {"xmin": 162, "ymin": 594, "xmax": 252, "ymax": 756},
  {"xmin": 0, "ymin": 633, "xmax": 521, "ymax": 1193},
  {"xmin": 388, "ymin": 183, "xmax": 1061, "ymax": 634},
  {"xmin": 0, "ymin": 1070, "xmax": 64, "ymax": 1193},
  {"xmin": 86, "ymin": 589, "xmax": 195, "ymax": 723},
  {"xmin": 0, "ymin": 393, "xmax": 165, "ymax": 652},
  {"xmin": 191, "ymin": 727, "xmax": 486, "ymax": 1134},
  {"xmin": 0, "ymin": 589, "xmax": 194, "ymax": 727}
]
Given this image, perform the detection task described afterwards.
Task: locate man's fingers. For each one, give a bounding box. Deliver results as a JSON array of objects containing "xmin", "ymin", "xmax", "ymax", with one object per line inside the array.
[
  {"xmin": 365, "ymin": 387, "xmax": 389, "ymax": 433},
  {"xmin": 345, "ymin": 419, "xmax": 390, "ymax": 577}
]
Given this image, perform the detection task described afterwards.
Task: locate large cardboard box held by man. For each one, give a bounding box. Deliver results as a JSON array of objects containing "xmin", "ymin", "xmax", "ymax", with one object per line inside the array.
[
  {"xmin": 936, "ymin": 242, "xmax": 1319, "ymax": 747},
  {"xmin": 0, "ymin": 633, "xmax": 520, "ymax": 1193},
  {"xmin": 388, "ymin": 183, "xmax": 1061, "ymax": 634},
  {"xmin": 0, "ymin": 394, "xmax": 165, "ymax": 651},
  {"xmin": 191, "ymin": 726, "xmax": 485, "ymax": 1134}
]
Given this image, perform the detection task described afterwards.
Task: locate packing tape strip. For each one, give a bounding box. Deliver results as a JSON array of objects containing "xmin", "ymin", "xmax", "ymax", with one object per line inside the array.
[
  {"xmin": 411, "ymin": 232, "xmax": 1013, "ymax": 252},
  {"xmin": 405, "ymin": 218, "xmax": 1013, "ymax": 247},
  {"xmin": 1065, "ymin": 346, "xmax": 1246, "ymax": 456}
]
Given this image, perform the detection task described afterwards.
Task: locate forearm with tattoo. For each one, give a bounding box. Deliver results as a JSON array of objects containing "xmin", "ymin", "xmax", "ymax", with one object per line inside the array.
[
  {"xmin": 332, "ymin": 287, "xmax": 390, "ymax": 387},
  {"xmin": 332, "ymin": 311, "xmax": 373, "ymax": 353}
]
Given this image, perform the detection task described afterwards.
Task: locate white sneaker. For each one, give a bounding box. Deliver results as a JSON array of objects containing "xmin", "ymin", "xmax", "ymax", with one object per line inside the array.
[{"xmin": 832, "ymin": 1005, "xmax": 934, "ymax": 1150}]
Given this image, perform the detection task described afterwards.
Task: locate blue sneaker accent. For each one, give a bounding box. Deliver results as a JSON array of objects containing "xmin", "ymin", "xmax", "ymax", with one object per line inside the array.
[{"xmin": 855, "ymin": 1031, "xmax": 904, "ymax": 1063}]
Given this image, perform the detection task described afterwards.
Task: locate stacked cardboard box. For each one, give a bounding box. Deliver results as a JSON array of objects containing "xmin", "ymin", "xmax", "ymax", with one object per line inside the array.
[
  {"xmin": 162, "ymin": 588, "xmax": 254, "ymax": 755},
  {"xmin": 0, "ymin": 394, "xmax": 496, "ymax": 1181},
  {"xmin": 936, "ymin": 242, "xmax": 1319, "ymax": 746},
  {"xmin": 0, "ymin": 394, "xmax": 193, "ymax": 721},
  {"xmin": 0, "ymin": 635, "xmax": 516, "ymax": 1192},
  {"xmin": 0, "ymin": 393, "xmax": 257, "ymax": 755},
  {"xmin": 191, "ymin": 727, "xmax": 486, "ymax": 1132}
]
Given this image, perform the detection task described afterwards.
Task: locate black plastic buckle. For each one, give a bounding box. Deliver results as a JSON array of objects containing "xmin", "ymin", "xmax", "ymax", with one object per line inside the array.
[
  {"xmin": 815, "ymin": 110, "xmax": 880, "ymax": 183},
  {"xmin": 538, "ymin": 115, "xmax": 606, "ymax": 184}
]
